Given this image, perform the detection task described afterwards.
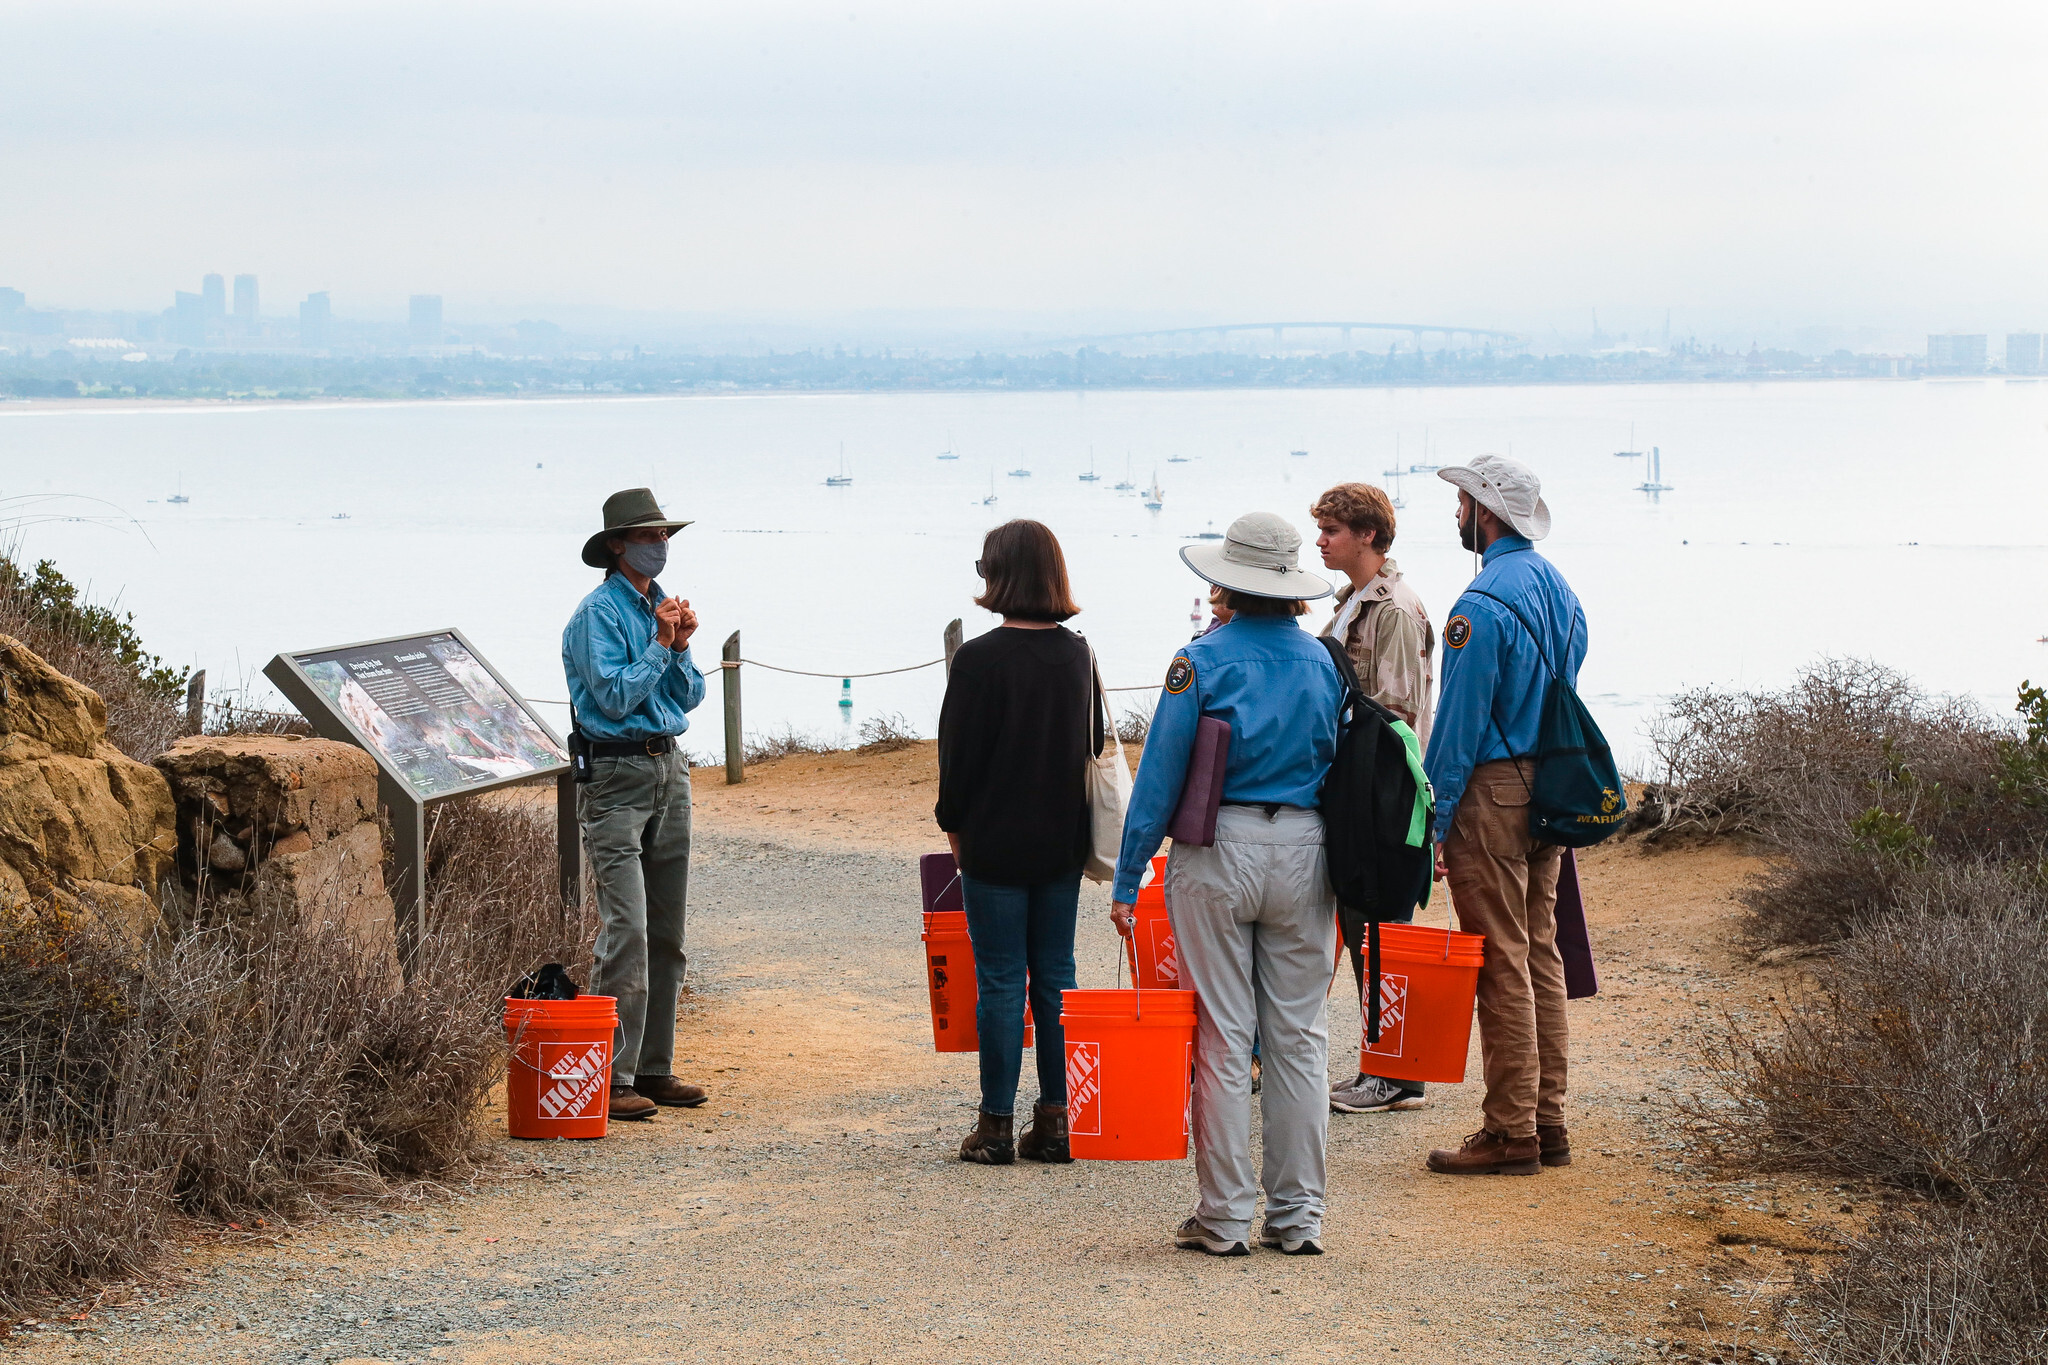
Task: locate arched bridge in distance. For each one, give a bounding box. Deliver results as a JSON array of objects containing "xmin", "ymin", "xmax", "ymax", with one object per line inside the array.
[{"xmin": 1051, "ymin": 320, "xmax": 1527, "ymax": 350}]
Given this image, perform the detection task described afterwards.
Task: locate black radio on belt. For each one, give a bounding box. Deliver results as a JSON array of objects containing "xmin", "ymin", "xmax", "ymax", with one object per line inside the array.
[{"xmin": 567, "ymin": 726, "xmax": 593, "ymax": 783}]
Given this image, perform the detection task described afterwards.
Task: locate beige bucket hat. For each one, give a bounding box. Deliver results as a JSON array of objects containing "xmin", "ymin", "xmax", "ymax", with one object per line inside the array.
[
  {"xmin": 1436, "ymin": 454, "xmax": 1551, "ymax": 540},
  {"xmin": 1179, "ymin": 511, "xmax": 1333, "ymax": 601}
]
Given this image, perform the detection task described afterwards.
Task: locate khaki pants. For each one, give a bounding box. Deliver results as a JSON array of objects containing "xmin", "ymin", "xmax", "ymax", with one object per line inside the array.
[
  {"xmin": 1443, "ymin": 759, "xmax": 1566, "ymax": 1140},
  {"xmin": 581, "ymin": 750, "xmax": 692, "ymax": 1086},
  {"xmin": 1165, "ymin": 804, "xmax": 1336, "ymax": 1244}
]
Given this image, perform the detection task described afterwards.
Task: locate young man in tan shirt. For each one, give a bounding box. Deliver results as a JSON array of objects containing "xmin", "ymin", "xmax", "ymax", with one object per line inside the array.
[{"xmin": 1312, "ymin": 482, "xmax": 1437, "ymax": 1115}]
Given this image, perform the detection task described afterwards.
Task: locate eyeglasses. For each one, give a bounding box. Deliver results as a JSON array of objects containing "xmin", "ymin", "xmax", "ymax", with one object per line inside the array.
[{"xmin": 974, "ymin": 558, "xmax": 985, "ymax": 578}]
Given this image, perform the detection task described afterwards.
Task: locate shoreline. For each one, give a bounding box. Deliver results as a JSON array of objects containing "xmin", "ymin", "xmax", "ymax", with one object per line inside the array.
[{"xmin": 0, "ymin": 371, "xmax": 1957, "ymax": 417}]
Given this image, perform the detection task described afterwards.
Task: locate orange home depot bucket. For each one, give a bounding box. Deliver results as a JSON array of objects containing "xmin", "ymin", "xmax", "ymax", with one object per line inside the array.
[
  {"xmin": 1358, "ymin": 923, "xmax": 1486, "ymax": 1084},
  {"xmin": 921, "ymin": 909, "xmax": 1036, "ymax": 1051},
  {"xmin": 922, "ymin": 910, "xmax": 978, "ymax": 1051},
  {"xmin": 1061, "ymin": 988, "xmax": 1198, "ymax": 1161},
  {"xmin": 1121, "ymin": 856, "xmax": 1180, "ymax": 988},
  {"xmin": 503, "ymin": 994, "xmax": 618, "ymax": 1140}
]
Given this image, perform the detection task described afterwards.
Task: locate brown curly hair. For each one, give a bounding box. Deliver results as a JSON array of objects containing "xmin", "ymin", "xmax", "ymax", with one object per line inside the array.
[{"xmin": 1309, "ymin": 482, "xmax": 1397, "ymax": 553}]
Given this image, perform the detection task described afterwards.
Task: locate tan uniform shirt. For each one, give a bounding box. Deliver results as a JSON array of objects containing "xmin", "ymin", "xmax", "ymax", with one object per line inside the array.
[{"xmin": 1319, "ymin": 559, "xmax": 1436, "ymax": 755}]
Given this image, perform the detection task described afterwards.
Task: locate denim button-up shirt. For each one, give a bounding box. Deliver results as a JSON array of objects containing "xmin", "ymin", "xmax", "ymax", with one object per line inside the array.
[
  {"xmin": 562, "ymin": 572, "xmax": 706, "ymax": 742},
  {"xmin": 1110, "ymin": 615, "xmax": 1343, "ymax": 904},
  {"xmin": 1422, "ymin": 536, "xmax": 1587, "ymax": 842}
]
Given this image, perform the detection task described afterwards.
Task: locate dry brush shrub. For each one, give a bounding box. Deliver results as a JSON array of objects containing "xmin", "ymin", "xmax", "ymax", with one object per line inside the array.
[
  {"xmin": 0, "ymin": 792, "xmax": 593, "ymax": 1315},
  {"xmin": 1695, "ymin": 868, "xmax": 2048, "ymax": 1362},
  {"xmin": 1789, "ymin": 1195, "xmax": 2048, "ymax": 1365},
  {"xmin": 1701, "ymin": 869, "xmax": 2048, "ymax": 1202},
  {"xmin": 855, "ymin": 710, "xmax": 919, "ymax": 753},
  {"xmin": 0, "ymin": 552, "xmax": 186, "ymax": 760},
  {"xmin": 1645, "ymin": 658, "xmax": 2044, "ymax": 945}
]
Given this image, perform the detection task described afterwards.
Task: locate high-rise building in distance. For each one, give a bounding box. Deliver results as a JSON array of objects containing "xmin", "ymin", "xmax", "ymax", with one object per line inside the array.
[
  {"xmin": 2007, "ymin": 333, "xmax": 2044, "ymax": 376},
  {"xmin": 409, "ymin": 294, "xmax": 443, "ymax": 345},
  {"xmin": 1927, "ymin": 333, "xmax": 1988, "ymax": 373},
  {"xmin": 233, "ymin": 274, "xmax": 259, "ymax": 323},
  {"xmin": 299, "ymin": 291, "xmax": 333, "ymax": 348},
  {"xmin": 202, "ymin": 273, "xmax": 226, "ymax": 319}
]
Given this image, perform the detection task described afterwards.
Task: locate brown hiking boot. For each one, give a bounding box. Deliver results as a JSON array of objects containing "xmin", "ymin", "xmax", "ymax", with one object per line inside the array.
[
  {"xmin": 958, "ymin": 1110, "xmax": 1015, "ymax": 1165},
  {"xmin": 608, "ymin": 1085, "xmax": 658, "ymax": 1121},
  {"xmin": 633, "ymin": 1075, "xmax": 709, "ymax": 1108},
  {"xmin": 1017, "ymin": 1103, "xmax": 1072, "ymax": 1164},
  {"xmin": 1538, "ymin": 1123, "xmax": 1572, "ymax": 1167},
  {"xmin": 1426, "ymin": 1128, "xmax": 1541, "ymax": 1176}
]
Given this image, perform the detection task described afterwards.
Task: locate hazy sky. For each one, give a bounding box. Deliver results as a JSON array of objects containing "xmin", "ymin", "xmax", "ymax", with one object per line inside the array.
[{"xmin": 5, "ymin": 1, "xmax": 2044, "ymax": 334}]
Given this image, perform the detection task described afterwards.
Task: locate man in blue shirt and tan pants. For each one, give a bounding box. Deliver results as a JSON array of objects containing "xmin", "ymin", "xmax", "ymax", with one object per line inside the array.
[
  {"xmin": 1422, "ymin": 456, "xmax": 1587, "ymax": 1176},
  {"xmin": 564, "ymin": 488, "xmax": 711, "ymax": 1122}
]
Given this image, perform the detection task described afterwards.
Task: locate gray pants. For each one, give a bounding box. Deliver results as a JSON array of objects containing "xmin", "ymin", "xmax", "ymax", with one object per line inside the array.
[
  {"xmin": 580, "ymin": 749, "xmax": 692, "ymax": 1086},
  {"xmin": 1165, "ymin": 804, "xmax": 1337, "ymax": 1244}
]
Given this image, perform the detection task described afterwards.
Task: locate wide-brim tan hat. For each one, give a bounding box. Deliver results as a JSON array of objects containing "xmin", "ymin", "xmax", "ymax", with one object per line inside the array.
[
  {"xmin": 1437, "ymin": 454, "xmax": 1551, "ymax": 541},
  {"xmin": 1179, "ymin": 511, "xmax": 1333, "ymax": 601},
  {"xmin": 581, "ymin": 487, "xmax": 693, "ymax": 568}
]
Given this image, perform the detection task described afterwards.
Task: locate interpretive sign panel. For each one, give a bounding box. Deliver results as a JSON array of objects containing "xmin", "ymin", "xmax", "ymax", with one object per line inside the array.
[
  {"xmin": 265, "ymin": 628, "xmax": 578, "ymax": 955},
  {"xmin": 287, "ymin": 631, "xmax": 567, "ymax": 799}
]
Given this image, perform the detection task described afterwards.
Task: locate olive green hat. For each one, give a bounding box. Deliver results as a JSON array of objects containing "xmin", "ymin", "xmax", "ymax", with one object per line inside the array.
[{"xmin": 581, "ymin": 488, "xmax": 693, "ymax": 568}]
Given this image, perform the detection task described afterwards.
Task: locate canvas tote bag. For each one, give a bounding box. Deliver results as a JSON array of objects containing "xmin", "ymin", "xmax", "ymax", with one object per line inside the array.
[{"xmin": 1081, "ymin": 642, "xmax": 1131, "ymax": 883}]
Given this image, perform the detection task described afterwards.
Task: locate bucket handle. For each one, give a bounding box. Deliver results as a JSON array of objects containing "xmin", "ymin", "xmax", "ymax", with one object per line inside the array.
[{"xmin": 1113, "ymin": 929, "xmax": 1142, "ymax": 1023}]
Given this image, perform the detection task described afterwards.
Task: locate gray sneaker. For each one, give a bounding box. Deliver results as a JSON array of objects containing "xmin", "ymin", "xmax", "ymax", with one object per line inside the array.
[
  {"xmin": 1258, "ymin": 1224, "xmax": 1325, "ymax": 1256},
  {"xmin": 1174, "ymin": 1216, "xmax": 1249, "ymax": 1257},
  {"xmin": 1329, "ymin": 1074, "xmax": 1430, "ymax": 1114}
]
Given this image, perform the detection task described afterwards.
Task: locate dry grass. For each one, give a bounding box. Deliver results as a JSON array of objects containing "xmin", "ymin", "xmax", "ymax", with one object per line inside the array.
[{"xmin": 0, "ymin": 795, "xmax": 592, "ymax": 1317}]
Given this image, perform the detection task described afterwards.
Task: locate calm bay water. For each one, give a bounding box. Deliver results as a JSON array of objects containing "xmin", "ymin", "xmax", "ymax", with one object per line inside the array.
[{"xmin": 5, "ymin": 379, "xmax": 2044, "ymax": 770}]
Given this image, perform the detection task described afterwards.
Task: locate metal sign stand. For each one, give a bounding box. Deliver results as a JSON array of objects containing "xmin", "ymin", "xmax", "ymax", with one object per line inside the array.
[{"xmin": 264, "ymin": 627, "xmax": 578, "ymax": 970}]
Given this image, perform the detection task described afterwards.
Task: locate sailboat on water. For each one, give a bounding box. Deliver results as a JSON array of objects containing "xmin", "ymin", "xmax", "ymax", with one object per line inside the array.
[
  {"xmin": 1113, "ymin": 454, "xmax": 1136, "ymax": 491},
  {"xmin": 981, "ymin": 471, "xmax": 999, "ymax": 506},
  {"xmin": 825, "ymin": 443, "xmax": 853, "ymax": 486},
  {"xmin": 1143, "ymin": 472, "xmax": 1164, "ymax": 510},
  {"xmin": 1614, "ymin": 424, "xmax": 1644, "ymax": 459},
  {"xmin": 1635, "ymin": 446, "xmax": 1673, "ymax": 495},
  {"xmin": 937, "ymin": 431, "xmax": 958, "ymax": 460},
  {"xmin": 1079, "ymin": 446, "xmax": 1101, "ymax": 482},
  {"xmin": 167, "ymin": 472, "xmax": 190, "ymax": 505}
]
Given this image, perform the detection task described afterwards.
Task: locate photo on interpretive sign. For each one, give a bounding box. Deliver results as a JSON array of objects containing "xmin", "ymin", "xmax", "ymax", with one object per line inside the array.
[{"xmin": 294, "ymin": 632, "xmax": 566, "ymax": 798}]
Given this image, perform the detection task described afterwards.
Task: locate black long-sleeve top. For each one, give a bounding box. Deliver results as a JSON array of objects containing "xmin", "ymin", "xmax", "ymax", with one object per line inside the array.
[{"xmin": 934, "ymin": 625, "xmax": 1097, "ymax": 886}]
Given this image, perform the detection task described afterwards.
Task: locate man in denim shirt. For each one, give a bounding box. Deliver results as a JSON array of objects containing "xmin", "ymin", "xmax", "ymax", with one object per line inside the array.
[{"xmin": 563, "ymin": 488, "xmax": 709, "ymax": 1121}]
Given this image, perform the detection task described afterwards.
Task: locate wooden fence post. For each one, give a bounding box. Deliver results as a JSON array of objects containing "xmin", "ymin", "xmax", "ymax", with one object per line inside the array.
[
  {"xmin": 185, "ymin": 669, "xmax": 206, "ymax": 734},
  {"xmin": 943, "ymin": 618, "xmax": 963, "ymax": 677},
  {"xmin": 722, "ymin": 630, "xmax": 743, "ymax": 785}
]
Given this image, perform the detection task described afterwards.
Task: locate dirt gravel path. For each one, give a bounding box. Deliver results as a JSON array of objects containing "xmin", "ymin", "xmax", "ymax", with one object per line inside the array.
[{"xmin": 12, "ymin": 747, "xmax": 1848, "ymax": 1364}]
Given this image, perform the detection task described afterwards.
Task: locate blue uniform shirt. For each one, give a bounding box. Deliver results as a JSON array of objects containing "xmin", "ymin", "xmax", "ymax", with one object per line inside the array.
[
  {"xmin": 562, "ymin": 572, "xmax": 706, "ymax": 742},
  {"xmin": 1422, "ymin": 536, "xmax": 1587, "ymax": 842},
  {"xmin": 1111, "ymin": 615, "xmax": 1343, "ymax": 904}
]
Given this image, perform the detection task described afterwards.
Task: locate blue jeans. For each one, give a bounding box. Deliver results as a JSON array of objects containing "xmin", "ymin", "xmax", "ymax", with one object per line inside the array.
[{"xmin": 961, "ymin": 872, "xmax": 1081, "ymax": 1117}]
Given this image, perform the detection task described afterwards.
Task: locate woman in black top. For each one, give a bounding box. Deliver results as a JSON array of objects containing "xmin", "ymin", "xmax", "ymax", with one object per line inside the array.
[{"xmin": 935, "ymin": 519, "xmax": 1095, "ymax": 1165}]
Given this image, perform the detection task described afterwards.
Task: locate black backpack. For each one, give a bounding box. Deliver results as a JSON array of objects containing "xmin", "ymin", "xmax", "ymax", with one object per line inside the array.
[
  {"xmin": 1317, "ymin": 636, "xmax": 1434, "ymax": 919},
  {"xmin": 1465, "ymin": 589, "xmax": 1628, "ymax": 848},
  {"xmin": 1317, "ymin": 637, "xmax": 1435, "ymax": 1043}
]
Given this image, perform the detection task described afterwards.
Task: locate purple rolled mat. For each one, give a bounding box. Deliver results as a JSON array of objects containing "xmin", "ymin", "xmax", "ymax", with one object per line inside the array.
[
  {"xmin": 1168, "ymin": 717, "xmax": 1232, "ymax": 846},
  {"xmin": 920, "ymin": 851, "xmax": 964, "ymax": 915},
  {"xmin": 1554, "ymin": 847, "xmax": 1600, "ymax": 999}
]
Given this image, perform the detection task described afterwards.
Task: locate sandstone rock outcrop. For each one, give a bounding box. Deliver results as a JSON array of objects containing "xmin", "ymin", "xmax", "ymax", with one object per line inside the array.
[
  {"xmin": 0, "ymin": 633, "xmax": 178, "ymax": 933},
  {"xmin": 153, "ymin": 735, "xmax": 396, "ymax": 970}
]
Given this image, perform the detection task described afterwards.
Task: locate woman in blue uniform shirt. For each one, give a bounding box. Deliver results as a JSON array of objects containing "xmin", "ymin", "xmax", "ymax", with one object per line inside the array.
[{"xmin": 1109, "ymin": 511, "xmax": 1344, "ymax": 1257}]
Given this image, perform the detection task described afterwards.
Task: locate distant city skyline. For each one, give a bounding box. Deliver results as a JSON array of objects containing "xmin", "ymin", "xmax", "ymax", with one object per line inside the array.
[{"xmin": 1, "ymin": 3, "xmax": 2043, "ymax": 334}]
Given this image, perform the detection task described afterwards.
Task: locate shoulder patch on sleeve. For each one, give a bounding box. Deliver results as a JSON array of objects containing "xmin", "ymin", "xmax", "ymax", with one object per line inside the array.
[
  {"xmin": 1444, "ymin": 615, "xmax": 1472, "ymax": 649},
  {"xmin": 1164, "ymin": 655, "xmax": 1195, "ymax": 694}
]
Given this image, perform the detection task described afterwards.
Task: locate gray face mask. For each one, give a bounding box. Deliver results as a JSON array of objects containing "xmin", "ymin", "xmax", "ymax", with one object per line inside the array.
[{"xmin": 620, "ymin": 538, "xmax": 668, "ymax": 579}]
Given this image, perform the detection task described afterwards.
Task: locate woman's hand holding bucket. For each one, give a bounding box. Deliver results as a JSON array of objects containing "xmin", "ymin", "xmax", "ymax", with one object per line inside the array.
[{"xmin": 1109, "ymin": 901, "xmax": 1136, "ymax": 938}]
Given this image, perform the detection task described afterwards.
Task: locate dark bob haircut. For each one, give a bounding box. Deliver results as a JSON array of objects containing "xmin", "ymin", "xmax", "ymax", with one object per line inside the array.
[{"xmin": 974, "ymin": 519, "xmax": 1080, "ymax": 622}]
